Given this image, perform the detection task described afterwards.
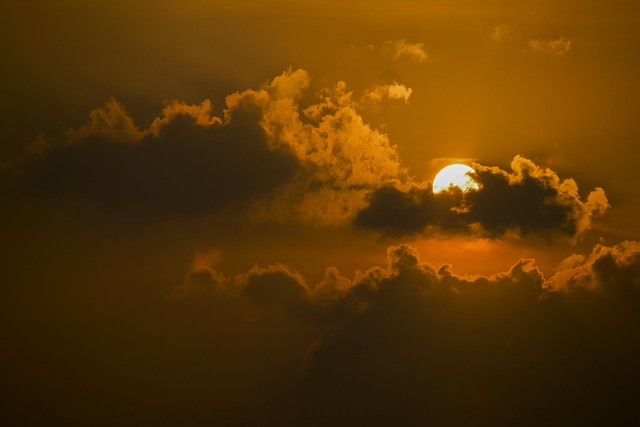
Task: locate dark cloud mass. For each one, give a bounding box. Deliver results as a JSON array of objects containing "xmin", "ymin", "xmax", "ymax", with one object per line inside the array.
[
  {"xmin": 2, "ymin": 71, "xmax": 608, "ymax": 238},
  {"xmin": 296, "ymin": 243, "xmax": 640, "ymax": 426},
  {"xmin": 8, "ymin": 99, "xmax": 299, "ymax": 216},
  {"xmin": 165, "ymin": 242, "xmax": 640, "ymax": 426},
  {"xmin": 356, "ymin": 155, "xmax": 608, "ymax": 239},
  {"xmin": 6, "ymin": 241, "xmax": 638, "ymax": 425},
  {"xmin": 3, "ymin": 69, "xmax": 409, "ymax": 224}
]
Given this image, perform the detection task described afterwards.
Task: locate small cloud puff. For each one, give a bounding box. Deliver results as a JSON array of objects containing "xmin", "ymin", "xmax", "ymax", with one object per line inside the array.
[
  {"xmin": 358, "ymin": 39, "xmax": 428, "ymax": 63},
  {"xmin": 527, "ymin": 36, "xmax": 573, "ymax": 56},
  {"xmin": 386, "ymin": 39, "xmax": 428, "ymax": 62},
  {"xmin": 362, "ymin": 82, "xmax": 413, "ymax": 104},
  {"xmin": 490, "ymin": 24, "xmax": 511, "ymax": 44}
]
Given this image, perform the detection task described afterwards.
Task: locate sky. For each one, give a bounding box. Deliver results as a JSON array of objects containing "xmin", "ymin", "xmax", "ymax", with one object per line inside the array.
[{"xmin": 2, "ymin": 1, "xmax": 640, "ymax": 425}]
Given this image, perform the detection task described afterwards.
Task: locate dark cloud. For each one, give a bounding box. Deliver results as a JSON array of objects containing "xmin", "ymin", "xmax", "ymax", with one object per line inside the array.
[
  {"xmin": 356, "ymin": 155, "xmax": 608, "ymax": 239},
  {"xmin": 166, "ymin": 243, "xmax": 640, "ymax": 427},
  {"xmin": 295, "ymin": 243, "xmax": 640, "ymax": 426},
  {"xmin": 544, "ymin": 240, "xmax": 640, "ymax": 295},
  {"xmin": 161, "ymin": 241, "xmax": 640, "ymax": 425},
  {"xmin": 353, "ymin": 184, "xmax": 458, "ymax": 235},
  {"xmin": 241, "ymin": 264, "xmax": 310, "ymax": 316},
  {"xmin": 7, "ymin": 99, "xmax": 299, "ymax": 217},
  {"xmin": 4, "ymin": 69, "xmax": 416, "ymax": 225},
  {"xmin": 166, "ymin": 266, "xmax": 226, "ymax": 300},
  {"xmin": 5, "ymin": 238, "xmax": 640, "ymax": 425}
]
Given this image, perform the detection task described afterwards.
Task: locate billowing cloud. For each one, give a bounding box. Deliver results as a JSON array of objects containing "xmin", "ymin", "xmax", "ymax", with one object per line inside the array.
[
  {"xmin": 544, "ymin": 240, "xmax": 640, "ymax": 294},
  {"xmin": 197, "ymin": 69, "xmax": 410, "ymax": 225},
  {"xmin": 228, "ymin": 70, "xmax": 405, "ymax": 189},
  {"xmin": 166, "ymin": 266, "xmax": 227, "ymax": 300},
  {"xmin": 7, "ymin": 70, "xmax": 608, "ymax": 237},
  {"xmin": 6, "ymin": 69, "xmax": 411, "ymax": 223},
  {"xmin": 527, "ymin": 36, "xmax": 573, "ymax": 56},
  {"xmin": 10, "ymin": 97, "xmax": 299, "ymax": 216},
  {"xmin": 355, "ymin": 155, "xmax": 608, "ymax": 239},
  {"xmin": 64, "ymin": 98, "xmax": 147, "ymax": 145},
  {"xmin": 296, "ymin": 242, "xmax": 640, "ymax": 425},
  {"xmin": 7, "ymin": 225, "xmax": 640, "ymax": 425},
  {"xmin": 159, "ymin": 240, "xmax": 640, "ymax": 425}
]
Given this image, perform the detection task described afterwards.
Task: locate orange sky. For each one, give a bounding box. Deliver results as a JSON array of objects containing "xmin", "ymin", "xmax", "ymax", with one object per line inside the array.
[{"xmin": 2, "ymin": 1, "xmax": 640, "ymax": 425}]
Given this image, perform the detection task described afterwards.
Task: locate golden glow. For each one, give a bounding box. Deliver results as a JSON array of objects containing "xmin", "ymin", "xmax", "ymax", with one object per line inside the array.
[{"xmin": 432, "ymin": 164, "xmax": 479, "ymax": 194}]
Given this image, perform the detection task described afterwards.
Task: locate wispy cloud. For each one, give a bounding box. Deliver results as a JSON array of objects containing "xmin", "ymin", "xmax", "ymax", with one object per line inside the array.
[
  {"xmin": 528, "ymin": 36, "xmax": 573, "ymax": 56},
  {"xmin": 385, "ymin": 39, "xmax": 428, "ymax": 62},
  {"xmin": 362, "ymin": 82, "xmax": 413, "ymax": 104},
  {"xmin": 490, "ymin": 24, "xmax": 511, "ymax": 44}
]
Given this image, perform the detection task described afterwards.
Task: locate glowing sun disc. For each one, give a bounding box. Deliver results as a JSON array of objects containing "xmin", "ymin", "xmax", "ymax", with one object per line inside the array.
[{"xmin": 432, "ymin": 164, "xmax": 479, "ymax": 194}]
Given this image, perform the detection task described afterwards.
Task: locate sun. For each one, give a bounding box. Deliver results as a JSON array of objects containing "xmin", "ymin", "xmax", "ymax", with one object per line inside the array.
[{"xmin": 432, "ymin": 164, "xmax": 480, "ymax": 194}]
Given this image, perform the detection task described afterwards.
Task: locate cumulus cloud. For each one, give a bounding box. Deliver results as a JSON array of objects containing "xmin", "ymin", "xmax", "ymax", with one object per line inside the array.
[
  {"xmin": 64, "ymin": 97, "xmax": 146, "ymax": 145},
  {"xmin": 297, "ymin": 242, "xmax": 640, "ymax": 425},
  {"xmin": 12, "ymin": 70, "xmax": 606, "ymax": 238},
  {"xmin": 10, "ymin": 232, "xmax": 640, "ymax": 425},
  {"xmin": 544, "ymin": 240, "xmax": 640, "ymax": 294},
  {"xmin": 241, "ymin": 264, "xmax": 310, "ymax": 316},
  {"xmin": 148, "ymin": 99, "xmax": 223, "ymax": 135},
  {"xmin": 527, "ymin": 36, "xmax": 573, "ymax": 56},
  {"xmin": 11, "ymin": 97, "xmax": 299, "ymax": 216},
  {"xmin": 7, "ymin": 69, "xmax": 411, "ymax": 223},
  {"xmin": 224, "ymin": 70, "xmax": 409, "ymax": 225},
  {"xmin": 171, "ymin": 243, "xmax": 549, "ymax": 324},
  {"xmin": 170, "ymin": 243, "xmax": 550, "ymax": 334},
  {"xmin": 166, "ymin": 267, "xmax": 227, "ymax": 300},
  {"xmin": 355, "ymin": 155, "xmax": 608, "ymax": 239},
  {"xmin": 161, "ymin": 240, "xmax": 640, "ymax": 425},
  {"xmin": 227, "ymin": 71, "xmax": 405, "ymax": 190}
]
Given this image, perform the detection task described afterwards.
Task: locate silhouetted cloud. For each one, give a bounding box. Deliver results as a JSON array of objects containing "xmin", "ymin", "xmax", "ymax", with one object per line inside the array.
[
  {"xmin": 6, "ymin": 69, "xmax": 413, "ymax": 224},
  {"xmin": 0, "ymin": 68, "xmax": 622, "ymax": 425},
  {"xmin": 354, "ymin": 184, "xmax": 442, "ymax": 236},
  {"xmin": 11, "ymin": 100, "xmax": 299, "ymax": 216},
  {"xmin": 295, "ymin": 242, "xmax": 640, "ymax": 425},
  {"xmin": 241, "ymin": 264, "xmax": 310, "ymax": 316},
  {"xmin": 166, "ymin": 266, "xmax": 226, "ymax": 300},
  {"xmin": 12, "ymin": 71, "xmax": 606, "ymax": 238},
  {"xmin": 159, "ymin": 241, "xmax": 640, "ymax": 425},
  {"xmin": 544, "ymin": 240, "xmax": 640, "ymax": 295},
  {"xmin": 355, "ymin": 155, "xmax": 608, "ymax": 239}
]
